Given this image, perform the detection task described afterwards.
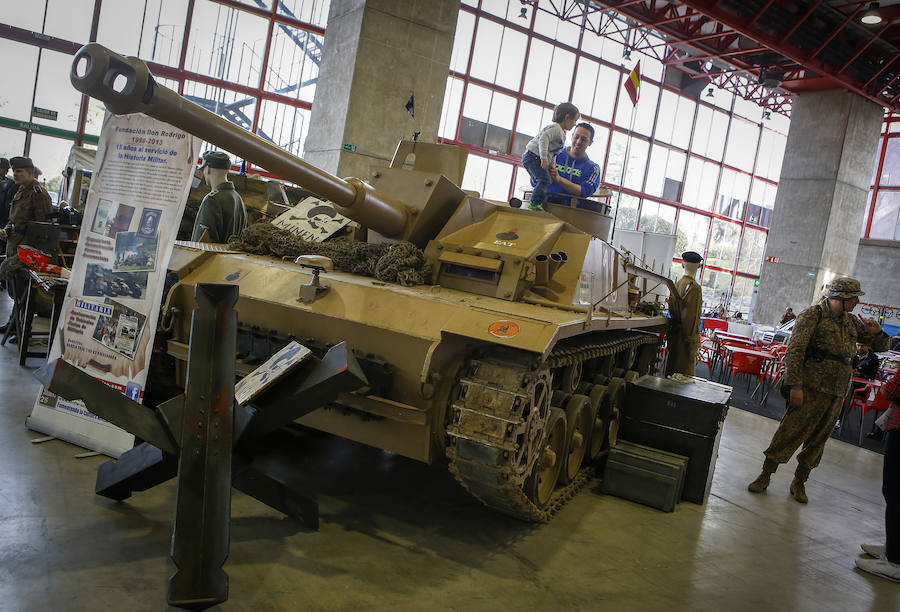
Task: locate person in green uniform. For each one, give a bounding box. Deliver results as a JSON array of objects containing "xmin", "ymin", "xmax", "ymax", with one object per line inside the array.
[
  {"xmin": 666, "ymin": 251, "xmax": 704, "ymax": 377},
  {"xmin": 0, "ymin": 156, "xmax": 54, "ymax": 336},
  {"xmin": 748, "ymin": 277, "xmax": 890, "ymax": 503},
  {"xmin": 191, "ymin": 151, "xmax": 247, "ymax": 243}
]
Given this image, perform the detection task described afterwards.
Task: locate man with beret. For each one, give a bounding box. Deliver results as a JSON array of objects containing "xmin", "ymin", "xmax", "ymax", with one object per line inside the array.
[
  {"xmin": 191, "ymin": 151, "xmax": 247, "ymax": 243},
  {"xmin": 748, "ymin": 277, "xmax": 890, "ymax": 503},
  {"xmin": 666, "ymin": 251, "xmax": 704, "ymax": 377}
]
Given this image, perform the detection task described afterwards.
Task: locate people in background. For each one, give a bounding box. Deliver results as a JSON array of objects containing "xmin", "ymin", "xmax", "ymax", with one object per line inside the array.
[
  {"xmin": 747, "ymin": 277, "xmax": 890, "ymax": 503},
  {"xmin": 545, "ymin": 122, "xmax": 602, "ymax": 206},
  {"xmin": 522, "ymin": 102, "xmax": 580, "ymax": 212},
  {"xmin": 780, "ymin": 307, "xmax": 796, "ymax": 325},
  {"xmin": 856, "ymin": 372, "xmax": 900, "ymax": 582},
  {"xmin": 853, "ymin": 342, "xmax": 880, "ymax": 380},
  {"xmin": 0, "ymin": 158, "xmax": 15, "ymax": 260},
  {"xmin": 191, "ymin": 151, "xmax": 247, "ymax": 243}
]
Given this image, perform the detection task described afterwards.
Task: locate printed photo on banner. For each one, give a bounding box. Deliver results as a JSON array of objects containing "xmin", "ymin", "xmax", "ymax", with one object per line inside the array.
[
  {"xmin": 138, "ymin": 208, "xmax": 162, "ymax": 238},
  {"xmin": 91, "ymin": 298, "xmax": 147, "ymax": 360},
  {"xmin": 84, "ymin": 263, "xmax": 148, "ymax": 300},
  {"xmin": 91, "ymin": 199, "xmax": 113, "ymax": 235},
  {"xmin": 113, "ymin": 231, "xmax": 158, "ymax": 272},
  {"xmin": 106, "ymin": 203, "xmax": 135, "ymax": 238}
]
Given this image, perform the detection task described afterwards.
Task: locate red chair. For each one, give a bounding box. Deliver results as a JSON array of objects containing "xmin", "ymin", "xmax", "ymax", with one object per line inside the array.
[
  {"xmin": 848, "ymin": 382, "xmax": 891, "ymax": 445},
  {"xmin": 702, "ymin": 318, "xmax": 728, "ymax": 333},
  {"xmin": 697, "ymin": 337, "xmax": 716, "ymax": 374},
  {"xmin": 729, "ymin": 351, "xmax": 768, "ymax": 392}
]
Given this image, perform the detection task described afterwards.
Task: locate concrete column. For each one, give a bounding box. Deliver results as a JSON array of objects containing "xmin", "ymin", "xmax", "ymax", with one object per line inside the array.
[
  {"xmin": 304, "ymin": 0, "xmax": 460, "ymax": 180},
  {"xmin": 754, "ymin": 90, "xmax": 883, "ymax": 325}
]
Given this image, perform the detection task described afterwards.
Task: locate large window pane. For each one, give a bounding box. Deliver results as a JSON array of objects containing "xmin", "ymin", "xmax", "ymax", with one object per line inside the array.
[
  {"xmin": 605, "ymin": 132, "xmax": 648, "ymax": 190},
  {"xmin": 439, "ymin": 77, "xmax": 464, "ymax": 140},
  {"xmin": 701, "ymin": 268, "xmax": 733, "ymax": 313},
  {"xmin": 682, "ymin": 157, "xmax": 719, "ymax": 211},
  {"xmin": 483, "ymin": 159, "xmax": 514, "ymax": 201},
  {"xmin": 748, "ymin": 178, "xmax": 776, "ymax": 228},
  {"xmin": 449, "ymin": 10, "xmax": 475, "ymax": 73},
  {"xmin": 0, "ymin": 40, "xmax": 38, "ymax": 121},
  {"xmin": 523, "ymin": 41, "xmax": 574, "ymax": 102},
  {"xmin": 45, "ymin": 0, "xmax": 94, "ymax": 42},
  {"xmin": 645, "ymin": 146, "xmax": 685, "ymax": 201},
  {"xmin": 880, "ymin": 138, "xmax": 900, "ymax": 186},
  {"xmin": 716, "ymin": 168, "xmax": 750, "ymax": 221},
  {"xmin": 655, "ymin": 90, "xmax": 694, "ymax": 149},
  {"xmin": 0, "ymin": 128, "xmax": 27, "ymax": 160},
  {"xmin": 264, "ymin": 24, "xmax": 323, "ymax": 103},
  {"xmin": 611, "ymin": 193, "xmax": 639, "ymax": 230},
  {"xmin": 691, "ymin": 106, "xmax": 728, "ymax": 160},
  {"xmin": 98, "ymin": 0, "xmax": 188, "ymax": 66},
  {"xmin": 4, "ymin": 0, "xmax": 45, "ymax": 32},
  {"xmin": 534, "ymin": 9, "xmax": 581, "ymax": 47},
  {"xmin": 29, "ymin": 133, "xmax": 75, "ymax": 196},
  {"xmin": 755, "ymin": 128, "xmax": 786, "ymax": 181},
  {"xmin": 737, "ymin": 227, "xmax": 766, "ymax": 275},
  {"xmin": 459, "ymin": 86, "xmax": 517, "ymax": 153},
  {"xmin": 870, "ymin": 191, "xmax": 900, "ymax": 240},
  {"xmin": 461, "ymin": 155, "xmax": 488, "ymax": 195},
  {"xmin": 256, "ymin": 100, "xmax": 310, "ymax": 158},
  {"xmin": 675, "ymin": 210, "xmax": 710, "ymax": 255},
  {"xmin": 706, "ymin": 219, "xmax": 740, "ymax": 270},
  {"xmin": 724, "ymin": 118, "xmax": 759, "ymax": 173},
  {"xmin": 729, "ymin": 276, "xmax": 755, "ymax": 320},
  {"xmin": 185, "ymin": 0, "xmax": 268, "ymax": 88},
  {"xmin": 639, "ymin": 201, "xmax": 675, "ymax": 234},
  {"xmin": 32, "ymin": 50, "xmax": 84, "ymax": 132},
  {"xmin": 278, "ymin": 0, "xmax": 330, "ymax": 29}
]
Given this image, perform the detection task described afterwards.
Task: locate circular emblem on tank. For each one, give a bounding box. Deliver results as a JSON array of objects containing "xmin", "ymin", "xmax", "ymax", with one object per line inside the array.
[
  {"xmin": 488, "ymin": 320, "xmax": 520, "ymax": 338},
  {"xmin": 495, "ymin": 228, "xmax": 519, "ymax": 240}
]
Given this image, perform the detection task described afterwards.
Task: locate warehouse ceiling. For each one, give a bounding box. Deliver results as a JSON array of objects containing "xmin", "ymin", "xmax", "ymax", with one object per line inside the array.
[{"xmin": 525, "ymin": 0, "xmax": 900, "ymax": 116}]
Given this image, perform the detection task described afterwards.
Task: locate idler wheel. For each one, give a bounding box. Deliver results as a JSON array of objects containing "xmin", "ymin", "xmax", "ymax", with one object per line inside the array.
[
  {"xmin": 558, "ymin": 394, "xmax": 592, "ymax": 485},
  {"xmin": 525, "ymin": 407, "xmax": 567, "ymax": 509}
]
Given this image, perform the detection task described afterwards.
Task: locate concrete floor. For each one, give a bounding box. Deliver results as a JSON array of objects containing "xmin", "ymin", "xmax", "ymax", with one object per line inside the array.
[{"xmin": 1, "ymin": 317, "xmax": 899, "ymax": 610}]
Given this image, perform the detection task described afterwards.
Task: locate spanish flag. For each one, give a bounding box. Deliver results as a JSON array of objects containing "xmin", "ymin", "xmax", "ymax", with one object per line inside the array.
[{"xmin": 624, "ymin": 60, "xmax": 641, "ymax": 106}]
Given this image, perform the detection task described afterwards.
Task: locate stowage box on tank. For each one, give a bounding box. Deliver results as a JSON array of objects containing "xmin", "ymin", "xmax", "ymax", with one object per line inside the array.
[{"xmin": 71, "ymin": 43, "xmax": 677, "ymax": 521}]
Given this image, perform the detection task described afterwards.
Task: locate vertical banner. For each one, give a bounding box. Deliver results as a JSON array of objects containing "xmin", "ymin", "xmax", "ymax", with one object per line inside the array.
[{"xmin": 27, "ymin": 113, "xmax": 197, "ymax": 457}]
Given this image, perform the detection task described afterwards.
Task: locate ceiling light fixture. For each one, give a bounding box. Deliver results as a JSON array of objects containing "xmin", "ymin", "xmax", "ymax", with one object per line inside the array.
[
  {"xmin": 861, "ymin": 2, "xmax": 883, "ymax": 26},
  {"xmin": 519, "ymin": 7, "xmax": 528, "ymax": 19}
]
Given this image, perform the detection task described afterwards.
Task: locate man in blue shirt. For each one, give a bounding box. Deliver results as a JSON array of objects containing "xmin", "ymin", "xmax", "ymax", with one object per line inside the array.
[{"xmin": 545, "ymin": 123, "xmax": 603, "ymax": 206}]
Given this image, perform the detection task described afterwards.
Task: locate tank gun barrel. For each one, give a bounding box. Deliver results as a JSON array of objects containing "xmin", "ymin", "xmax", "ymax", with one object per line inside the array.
[{"xmin": 69, "ymin": 43, "xmax": 407, "ymax": 238}]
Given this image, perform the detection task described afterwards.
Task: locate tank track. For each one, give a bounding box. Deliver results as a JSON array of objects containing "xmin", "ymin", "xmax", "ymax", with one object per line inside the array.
[{"xmin": 445, "ymin": 331, "xmax": 659, "ymax": 522}]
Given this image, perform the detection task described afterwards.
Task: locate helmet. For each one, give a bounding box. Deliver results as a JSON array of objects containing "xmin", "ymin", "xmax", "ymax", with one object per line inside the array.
[{"xmin": 826, "ymin": 277, "xmax": 865, "ymax": 299}]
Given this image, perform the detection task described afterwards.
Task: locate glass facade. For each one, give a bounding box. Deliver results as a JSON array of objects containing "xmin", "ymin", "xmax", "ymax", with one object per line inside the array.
[
  {"xmin": 0, "ymin": 0, "xmax": 328, "ymax": 192},
  {"xmin": 863, "ymin": 117, "xmax": 900, "ymax": 241},
  {"xmin": 440, "ymin": 1, "xmax": 790, "ymax": 317}
]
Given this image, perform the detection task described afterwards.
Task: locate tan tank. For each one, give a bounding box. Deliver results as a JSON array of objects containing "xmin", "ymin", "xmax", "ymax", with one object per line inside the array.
[{"xmin": 71, "ymin": 44, "xmax": 677, "ymax": 521}]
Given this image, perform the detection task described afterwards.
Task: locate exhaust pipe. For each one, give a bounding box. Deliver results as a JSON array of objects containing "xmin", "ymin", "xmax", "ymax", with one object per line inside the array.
[
  {"xmin": 549, "ymin": 251, "xmax": 567, "ymax": 277},
  {"xmin": 534, "ymin": 254, "xmax": 550, "ymax": 286}
]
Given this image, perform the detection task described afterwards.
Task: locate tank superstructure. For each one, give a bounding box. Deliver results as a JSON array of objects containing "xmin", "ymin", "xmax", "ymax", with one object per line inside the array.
[{"xmin": 71, "ymin": 44, "xmax": 676, "ymax": 521}]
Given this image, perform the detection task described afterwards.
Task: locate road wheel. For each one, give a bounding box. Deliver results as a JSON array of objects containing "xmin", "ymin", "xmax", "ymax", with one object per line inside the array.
[
  {"xmin": 525, "ymin": 407, "xmax": 567, "ymax": 509},
  {"xmin": 558, "ymin": 394, "xmax": 592, "ymax": 485}
]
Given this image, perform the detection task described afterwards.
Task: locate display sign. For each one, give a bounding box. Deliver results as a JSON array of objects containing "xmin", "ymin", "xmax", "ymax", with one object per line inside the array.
[
  {"xmin": 32, "ymin": 106, "xmax": 58, "ymax": 121},
  {"xmin": 270, "ymin": 196, "xmax": 351, "ymax": 242},
  {"xmin": 27, "ymin": 113, "xmax": 197, "ymax": 457},
  {"xmin": 764, "ymin": 255, "xmax": 780, "ymax": 263}
]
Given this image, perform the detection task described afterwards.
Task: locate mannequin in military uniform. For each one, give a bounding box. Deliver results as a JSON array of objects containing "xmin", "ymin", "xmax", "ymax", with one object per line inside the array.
[
  {"xmin": 666, "ymin": 251, "xmax": 704, "ymax": 377},
  {"xmin": 748, "ymin": 277, "xmax": 890, "ymax": 503},
  {"xmin": 191, "ymin": 151, "xmax": 247, "ymax": 243}
]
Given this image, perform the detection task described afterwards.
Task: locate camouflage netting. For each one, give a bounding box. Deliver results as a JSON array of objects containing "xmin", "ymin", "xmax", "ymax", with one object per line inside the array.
[{"xmin": 228, "ymin": 223, "xmax": 433, "ymax": 286}]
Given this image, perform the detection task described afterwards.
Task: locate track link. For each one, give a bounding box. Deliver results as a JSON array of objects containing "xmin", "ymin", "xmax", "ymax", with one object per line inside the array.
[{"xmin": 445, "ymin": 331, "xmax": 659, "ymax": 522}]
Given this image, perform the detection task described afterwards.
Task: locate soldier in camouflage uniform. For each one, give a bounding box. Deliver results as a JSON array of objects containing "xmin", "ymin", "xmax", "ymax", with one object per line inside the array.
[{"xmin": 748, "ymin": 277, "xmax": 890, "ymax": 503}]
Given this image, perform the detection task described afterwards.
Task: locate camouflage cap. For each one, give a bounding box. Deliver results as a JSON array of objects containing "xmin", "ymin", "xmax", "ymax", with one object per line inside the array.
[
  {"xmin": 199, "ymin": 151, "xmax": 231, "ymax": 170},
  {"xmin": 827, "ymin": 277, "xmax": 865, "ymax": 298}
]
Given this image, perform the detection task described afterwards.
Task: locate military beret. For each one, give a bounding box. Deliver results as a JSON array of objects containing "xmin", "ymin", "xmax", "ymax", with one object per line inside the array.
[
  {"xmin": 681, "ymin": 251, "xmax": 704, "ymax": 263},
  {"xmin": 9, "ymin": 156, "xmax": 34, "ymax": 170},
  {"xmin": 199, "ymin": 151, "xmax": 231, "ymax": 170}
]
